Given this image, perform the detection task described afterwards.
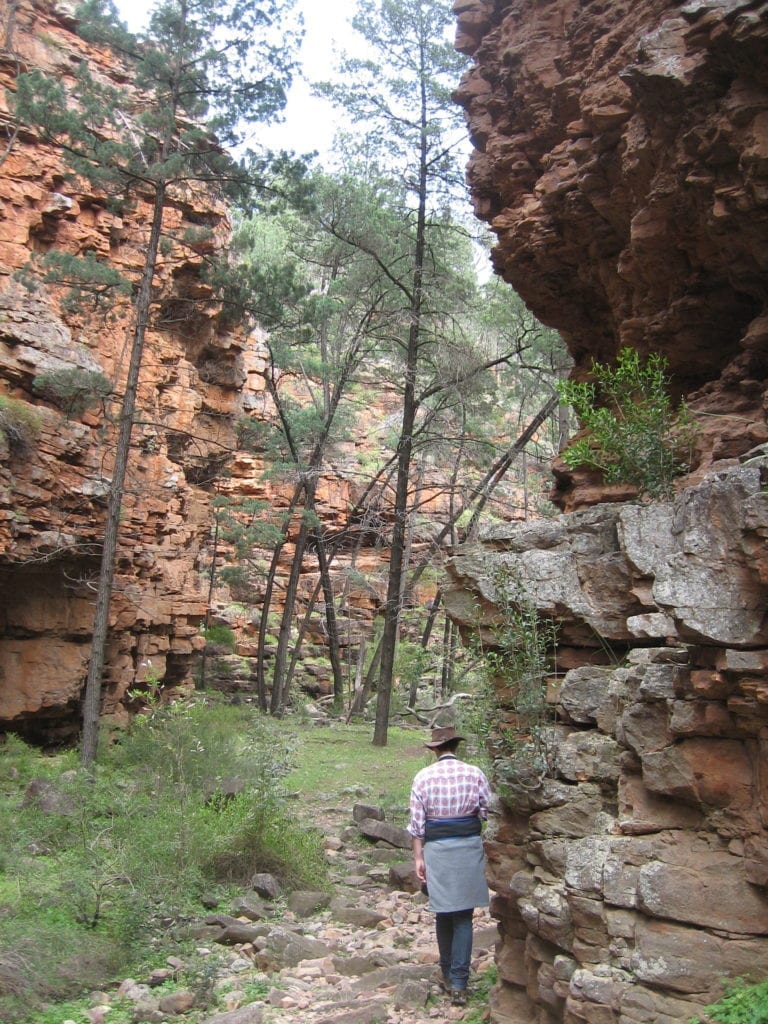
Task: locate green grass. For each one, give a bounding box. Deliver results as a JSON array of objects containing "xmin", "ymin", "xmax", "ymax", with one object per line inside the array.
[
  {"xmin": 279, "ymin": 721, "xmax": 428, "ymax": 823},
  {"xmin": 0, "ymin": 704, "xmax": 330, "ymax": 1022},
  {"xmin": 463, "ymin": 965, "xmax": 499, "ymax": 1023},
  {"xmin": 0, "ymin": 713, "xmax": 433, "ymax": 1023}
]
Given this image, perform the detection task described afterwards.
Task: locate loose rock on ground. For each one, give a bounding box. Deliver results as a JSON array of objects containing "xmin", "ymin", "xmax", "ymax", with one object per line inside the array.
[{"xmin": 78, "ymin": 798, "xmax": 497, "ymax": 1024}]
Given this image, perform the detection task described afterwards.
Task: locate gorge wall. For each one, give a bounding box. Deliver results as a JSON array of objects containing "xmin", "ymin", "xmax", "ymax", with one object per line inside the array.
[
  {"xmin": 445, "ymin": 463, "xmax": 768, "ymax": 1024},
  {"xmin": 451, "ymin": 0, "xmax": 768, "ymax": 1021},
  {"xmin": 0, "ymin": 0, "xmax": 243, "ymax": 742},
  {"xmin": 0, "ymin": 0, "xmax": 488, "ymax": 742},
  {"xmin": 455, "ymin": 0, "xmax": 768, "ymax": 510}
]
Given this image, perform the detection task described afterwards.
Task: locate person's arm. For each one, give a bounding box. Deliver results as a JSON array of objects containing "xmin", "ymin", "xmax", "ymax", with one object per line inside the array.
[
  {"xmin": 413, "ymin": 835, "xmax": 426, "ymax": 883},
  {"xmin": 477, "ymin": 769, "xmax": 492, "ymax": 821},
  {"xmin": 408, "ymin": 777, "xmax": 427, "ymax": 883}
]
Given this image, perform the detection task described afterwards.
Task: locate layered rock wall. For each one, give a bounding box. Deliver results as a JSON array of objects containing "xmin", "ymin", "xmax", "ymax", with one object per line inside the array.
[
  {"xmin": 451, "ymin": 0, "xmax": 768, "ymax": 1019},
  {"xmin": 445, "ymin": 461, "xmax": 768, "ymax": 1022},
  {"xmin": 454, "ymin": 0, "xmax": 768, "ymax": 509},
  {"xmin": 0, "ymin": 0, "xmax": 244, "ymax": 741},
  {"xmin": 0, "ymin": 0, "xmax": 523, "ymax": 738}
]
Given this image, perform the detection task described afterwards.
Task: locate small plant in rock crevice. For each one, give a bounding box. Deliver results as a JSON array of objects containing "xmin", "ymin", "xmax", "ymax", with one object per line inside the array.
[
  {"xmin": 202, "ymin": 623, "xmax": 237, "ymax": 651},
  {"xmin": 461, "ymin": 963, "xmax": 499, "ymax": 1022},
  {"xmin": 690, "ymin": 977, "xmax": 768, "ymax": 1024},
  {"xmin": 0, "ymin": 395, "xmax": 41, "ymax": 454},
  {"xmin": 461, "ymin": 564, "xmax": 558, "ymax": 796}
]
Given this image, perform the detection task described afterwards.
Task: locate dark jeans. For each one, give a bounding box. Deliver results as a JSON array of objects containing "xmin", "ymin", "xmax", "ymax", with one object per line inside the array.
[{"xmin": 435, "ymin": 908, "xmax": 474, "ymax": 991}]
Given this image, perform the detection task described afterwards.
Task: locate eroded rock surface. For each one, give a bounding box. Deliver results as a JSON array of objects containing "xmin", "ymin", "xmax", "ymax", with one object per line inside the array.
[
  {"xmin": 454, "ymin": 0, "xmax": 768, "ymax": 509},
  {"xmin": 0, "ymin": 3, "xmax": 400, "ymax": 740},
  {"xmin": 445, "ymin": 459, "xmax": 768, "ymax": 1022},
  {"xmin": 0, "ymin": 0, "xmax": 239, "ymax": 741}
]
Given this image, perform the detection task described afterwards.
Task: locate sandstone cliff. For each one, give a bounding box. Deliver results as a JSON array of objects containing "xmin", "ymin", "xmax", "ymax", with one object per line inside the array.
[
  {"xmin": 0, "ymin": 0, "xmax": 244, "ymax": 742},
  {"xmin": 0, "ymin": 0, "xmax": 512, "ymax": 741},
  {"xmin": 450, "ymin": 0, "xmax": 768, "ymax": 1021},
  {"xmin": 455, "ymin": 0, "xmax": 768, "ymax": 510}
]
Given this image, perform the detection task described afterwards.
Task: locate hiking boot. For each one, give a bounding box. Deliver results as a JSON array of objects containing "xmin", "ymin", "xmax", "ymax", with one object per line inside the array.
[
  {"xmin": 430, "ymin": 968, "xmax": 450, "ymax": 992},
  {"xmin": 451, "ymin": 989, "xmax": 467, "ymax": 1007}
]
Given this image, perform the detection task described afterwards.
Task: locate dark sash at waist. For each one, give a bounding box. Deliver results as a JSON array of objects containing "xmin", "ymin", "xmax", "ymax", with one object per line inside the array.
[{"xmin": 424, "ymin": 815, "xmax": 482, "ymax": 842}]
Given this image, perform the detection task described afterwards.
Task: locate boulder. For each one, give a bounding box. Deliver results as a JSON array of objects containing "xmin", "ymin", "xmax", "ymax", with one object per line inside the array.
[{"xmin": 356, "ymin": 818, "xmax": 412, "ymax": 849}]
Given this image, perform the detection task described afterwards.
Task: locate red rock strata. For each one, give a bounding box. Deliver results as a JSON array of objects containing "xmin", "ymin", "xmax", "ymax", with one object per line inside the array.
[{"xmin": 454, "ymin": 0, "xmax": 768, "ymax": 510}]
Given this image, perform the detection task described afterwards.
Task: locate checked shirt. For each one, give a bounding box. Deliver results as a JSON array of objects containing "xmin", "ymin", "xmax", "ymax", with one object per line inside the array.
[{"xmin": 407, "ymin": 754, "xmax": 491, "ymax": 839}]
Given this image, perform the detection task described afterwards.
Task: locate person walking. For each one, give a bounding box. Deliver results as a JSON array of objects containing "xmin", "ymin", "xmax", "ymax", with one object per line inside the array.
[{"xmin": 408, "ymin": 725, "xmax": 492, "ymax": 1007}]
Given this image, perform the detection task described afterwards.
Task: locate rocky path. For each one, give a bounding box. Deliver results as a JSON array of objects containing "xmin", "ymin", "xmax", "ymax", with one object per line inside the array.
[
  {"xmin": 204, "ymin": 799, "xmax": 497, "ymax": 1024},
  {"xmin": 92, "ymin": 798, "xmax": 497, "ymax": 1024}
]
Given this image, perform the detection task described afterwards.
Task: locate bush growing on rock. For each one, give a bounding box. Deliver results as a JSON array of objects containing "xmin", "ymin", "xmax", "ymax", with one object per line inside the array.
[
  {"xmin": 32, "ymin": 368, "xmax": 112, "ymax": 416},
  {"xmin": 0, "ymin": 396, "xmax": 41, "ymax": 455},
  {"xmin": 557, "ymin": 347, "xmax": 696, "ymax": 498},
  {"xmin": 691, "ymin": 976, "xmax": 768, "ymax": 1024}
]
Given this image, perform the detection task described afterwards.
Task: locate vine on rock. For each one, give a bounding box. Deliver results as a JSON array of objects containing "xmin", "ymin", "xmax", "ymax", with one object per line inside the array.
[{"xmin": 464, "ymin": 564, "xmax": 558, "ymax": 797}]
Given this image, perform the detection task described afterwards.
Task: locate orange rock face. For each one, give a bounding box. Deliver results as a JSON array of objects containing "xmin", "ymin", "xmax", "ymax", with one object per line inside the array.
[
  {"xmin": 454, "ymin": 0, "xmax": 768, "ymax": 509},
  {"xmin": 0, "ymin": 0, "xmax": 244, "ymax": 742},
  {"xmin": 0, "ymin": 2, "xmax": 493, "ymax": 741}
]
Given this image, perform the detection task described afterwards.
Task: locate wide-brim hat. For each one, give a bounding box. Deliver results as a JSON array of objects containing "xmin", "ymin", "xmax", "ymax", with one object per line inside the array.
[{"xmin": 425, "ymin": 726, "xmax": 465, "ymax": 749}]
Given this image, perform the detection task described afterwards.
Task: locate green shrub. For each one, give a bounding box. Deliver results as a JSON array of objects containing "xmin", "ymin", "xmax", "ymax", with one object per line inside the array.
[
  {"xmin": 691, "ymin": 978, "xmax": 768, "ymax": 1023},
  {"xmin": 0, "ymin": 703, "xmax": 328, "ymax": 1020},
  {"xmin": 33, "ymin": 368, "xmax": 112, "ymax": 416},
  {"xmin": 462, "ymin": 565, "xmax": 557, "ymax": 794},
  {"xmin": 557, "ymin": 347, "xmax": 696, "ymax": 498},
  {"xmin": 0, "ymin": 396, "xmax": 41, "ymax": 454},
  {"xmin": 202, "ymin": 791, "xmax": 328, "ymax": 889},
  {"xmin": 203, "ymin": 623, "xmax": 237, "ymax": 651}
]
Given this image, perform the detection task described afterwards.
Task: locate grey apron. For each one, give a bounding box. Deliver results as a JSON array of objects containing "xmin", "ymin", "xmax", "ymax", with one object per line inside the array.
[{"xmin": 423, "ymin": 834, "xmax": 489, "ymax": 913}]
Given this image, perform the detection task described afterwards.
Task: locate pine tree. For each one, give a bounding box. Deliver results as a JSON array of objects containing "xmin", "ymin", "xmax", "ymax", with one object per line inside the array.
[
  {"xmin": 11, "ymin": 0, "xmax": 302, "ymax": 765},
  {"xmin": 319, "ymin": 0, "xmax": 470, "ymax": 744}
]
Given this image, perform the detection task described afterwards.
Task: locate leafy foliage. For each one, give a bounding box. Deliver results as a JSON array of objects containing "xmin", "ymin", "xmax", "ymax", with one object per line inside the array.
[
  {"xmin": 691, "ymin": 978, "xmax": 768, "ymax": 1024},
  {"xmin": 0, "ymin": 396, "xmax": 41, "ymax": 454},
  {"xmin": 461, "ymin": 565, "xmax": 557, "ymax": 794},
  {"xmin": 202, "ymin": 624, "xmax": 236, "ymax": 651},
  {"xmin": 557, "ymin": 348, "xmax": 696, "ymax": 498},
  {"xmin": 0, "ymin": 704, "xmax": 327, "ymax": 1020}
]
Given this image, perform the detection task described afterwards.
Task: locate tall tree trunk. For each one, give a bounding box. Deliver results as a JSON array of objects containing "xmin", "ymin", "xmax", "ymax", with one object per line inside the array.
[
  {"xmin": 316, "ymin": 535, "xmax": 344, "ymax": 708},
  {"xmin": 253, "ymin": 473, "xmax": 309, "ymax": 710},
  {"xmin": 270, "ymin": 510, "xmax": 312, "ymax": 715},
  {"xmin": 353, "ymin": 635, "xmax": 367, "ymax": 707},
  {"xmin": 557, "ymin": 364, "xmax": 571, "ymax": 451},
  {"xmin": 373, "ymin": 55, "xmax": 429, "ymax": 748},
  {"xmin": 81, "ymin": 184, "xmax": 166, "ymax": 767},
  {"xmin": 284, "ymin": 574, "xmax": 321, "ymax": 700},
  {"xmin": 440, "ymin": 616, "xmax": 455, "ymax": 699},
  {"xmin": 198, "ymin": 510, "xmax": 220, "ymax": 692},
  {"xmin": 254, "ymin": 526, "xmax": 290, "ymax": 710},
  {"xmin": 349, "ymin": 631, "xmax": 382, "ymax": 720},
  {"xmin": 281, "ymin": 533, "xmax": 343, "ymax": 708}
]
